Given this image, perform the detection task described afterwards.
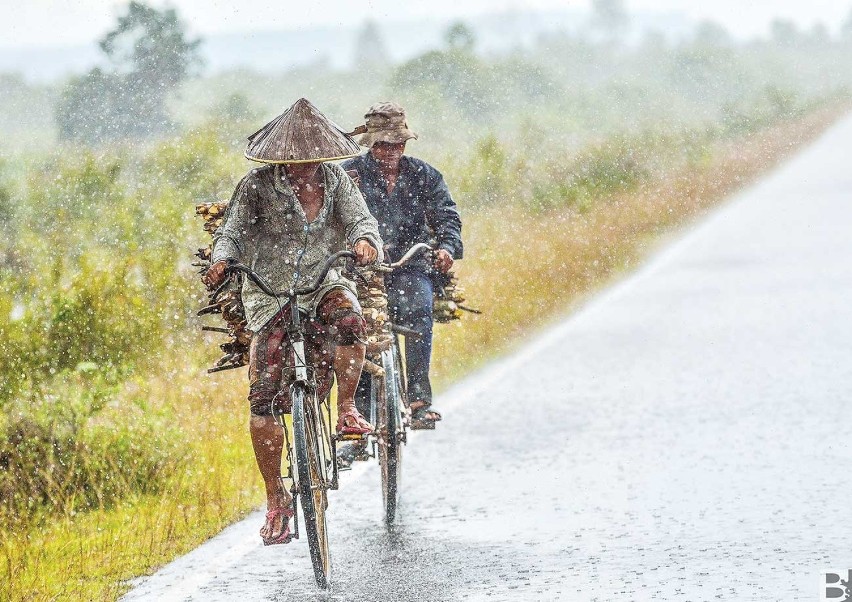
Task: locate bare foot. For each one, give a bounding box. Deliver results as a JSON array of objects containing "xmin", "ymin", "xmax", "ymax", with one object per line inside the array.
[{"xmin": 260, "ymin": 491, "xmax": 292, "ymax": 541}]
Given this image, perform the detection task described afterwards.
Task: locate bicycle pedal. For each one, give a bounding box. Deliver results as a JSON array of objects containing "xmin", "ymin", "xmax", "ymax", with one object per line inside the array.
[{"xmin": 338, "ymin": 433, "xmax": 368, "ymax": 442}]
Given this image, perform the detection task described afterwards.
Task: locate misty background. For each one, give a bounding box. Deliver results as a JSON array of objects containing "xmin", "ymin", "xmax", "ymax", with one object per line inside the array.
[
  {"xmin": 1, "ymin": 0, "xmax": 852, "ymax": 157},
  {"xmin": 2, "ymin": 1, "xmax": 852, "ymax": 598}
]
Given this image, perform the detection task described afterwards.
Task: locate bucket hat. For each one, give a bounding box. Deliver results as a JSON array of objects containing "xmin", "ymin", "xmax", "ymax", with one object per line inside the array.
[{"xmin": 350, "ymin": 101, "xmax": 418, "ymax": 147}]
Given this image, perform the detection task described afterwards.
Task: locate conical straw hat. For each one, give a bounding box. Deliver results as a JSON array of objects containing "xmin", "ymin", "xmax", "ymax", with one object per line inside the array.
[{"xmin": 244, "ymin": 98, "xmax": 362, "ymax": 164}]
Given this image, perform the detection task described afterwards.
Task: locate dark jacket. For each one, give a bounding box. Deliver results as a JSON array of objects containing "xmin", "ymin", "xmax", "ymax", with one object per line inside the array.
[{"xmin": 341, "ymin": 153, "xmax": 463, "ymax": 271}]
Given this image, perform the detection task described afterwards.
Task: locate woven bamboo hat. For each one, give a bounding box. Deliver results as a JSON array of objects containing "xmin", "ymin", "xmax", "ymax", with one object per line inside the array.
[
  {"xmin": 350, "ymin": 101, "xmax": 418, "ymax": 147},
  {"xmin": 244, "ymin": 98, "xmax": 362, "ymax": 164}
]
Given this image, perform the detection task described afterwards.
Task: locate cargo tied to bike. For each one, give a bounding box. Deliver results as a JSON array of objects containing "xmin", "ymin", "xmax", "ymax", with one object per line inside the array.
[{"xmin": 192, "ymin": 199, "xmax": 479, "ymax": 373}]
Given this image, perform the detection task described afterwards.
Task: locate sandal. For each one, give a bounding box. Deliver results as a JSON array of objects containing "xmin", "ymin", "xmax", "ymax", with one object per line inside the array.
[
  {"xmin": 410, "ymin": 400, "xmax": 442, "ymax": 430},
  {"xmin": 261, "ymin": 506, "xmax": 294, "ymax": 546},
  {"xmin": 336, "ymin": 409, "xmax": 373, "ymax": 436}
]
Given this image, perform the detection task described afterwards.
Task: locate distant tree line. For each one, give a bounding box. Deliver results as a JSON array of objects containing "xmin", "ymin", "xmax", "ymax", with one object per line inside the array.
[
  {"xmin": 48, "ymin": 0, "xmax": 852, "ymax": 148},
  {"xmin": 56, "ymin": 1, "xmax": 201, "ymax": 144}
]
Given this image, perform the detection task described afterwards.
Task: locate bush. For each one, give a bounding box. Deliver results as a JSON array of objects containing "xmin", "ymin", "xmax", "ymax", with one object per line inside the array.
[
  {"xmin": 0, "ymin": 255, "xmax": 164, "ymax": 406},
  {"xmin": 0, "ymin": 364, "xmax": 184, "ymax": 525}
]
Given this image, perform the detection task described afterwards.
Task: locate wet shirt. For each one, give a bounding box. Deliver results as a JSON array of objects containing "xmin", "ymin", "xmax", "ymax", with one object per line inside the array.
[
  {"xmin": 341, "ymin": 153, "xmax": 463, "ymax": 270},
  {"xmin": 211, "ymin": 162, "xmax": 383, "ymax": 332}
]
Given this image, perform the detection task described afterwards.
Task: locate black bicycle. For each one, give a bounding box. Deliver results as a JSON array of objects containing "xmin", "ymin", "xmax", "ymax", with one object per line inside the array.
[
  {"xmin": 216, "ymin": 250, "xmax": 357, "ymax": 589},
  {"xmin": 346, "ymin": 243, "xmax": 432, "ymax": 524}
]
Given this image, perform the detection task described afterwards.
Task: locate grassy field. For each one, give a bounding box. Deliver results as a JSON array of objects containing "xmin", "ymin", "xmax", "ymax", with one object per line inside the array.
[
  {"xmin": 429, "ymin": 103, "xmax": 846, "ymax": 386},
  {"xmin": 0, "ymin": 101, "xmax": 845, "ymax": 601}
]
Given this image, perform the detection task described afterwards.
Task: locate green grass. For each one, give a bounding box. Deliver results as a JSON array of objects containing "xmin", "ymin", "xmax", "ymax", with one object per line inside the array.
[
  {"xmin": 429, "ymin": 103, "xmax": 848, "ymax": 388},
  {"xmin": 1, "ymin": 359, "xmax": 262, "ymax": 601}
]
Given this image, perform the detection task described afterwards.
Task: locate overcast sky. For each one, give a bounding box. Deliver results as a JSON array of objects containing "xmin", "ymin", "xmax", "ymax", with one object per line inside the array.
[{"xmin": 2, "ymin": 0, "xmax": 850, "ymax": 48}]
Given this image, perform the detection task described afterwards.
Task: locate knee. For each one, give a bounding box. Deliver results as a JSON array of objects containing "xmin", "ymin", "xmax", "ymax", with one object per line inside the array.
[
  {"xmin": 248, "ymin": 385, "xmax": 275, "ymax": 416},
  {"xmin": 394, "ymin": 302, "xmax": 432, "ymax": 332},
  {"xmin": 329, "ymin": 310, "xmax": 366, "ymax": 346}
]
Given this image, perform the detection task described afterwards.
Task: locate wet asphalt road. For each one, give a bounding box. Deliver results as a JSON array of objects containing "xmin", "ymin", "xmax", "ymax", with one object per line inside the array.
[{"xmin": 124, "ymin": 114, "xmax": 852, "ymax": 601}]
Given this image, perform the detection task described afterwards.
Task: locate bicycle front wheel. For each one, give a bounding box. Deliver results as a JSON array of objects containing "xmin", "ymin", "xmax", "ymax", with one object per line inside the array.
[
  {"xmin": 378, "ymin": 343, "xmax": 405, "ymax": 524},
  {"xmin": 292, "ymin": 383, "xmax": 332, "ymax": 588}
]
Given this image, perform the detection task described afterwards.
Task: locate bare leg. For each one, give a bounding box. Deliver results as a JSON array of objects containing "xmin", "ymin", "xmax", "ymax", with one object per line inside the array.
[
  {"xmin": 250, "ymin": 415, "xmax": 292, "ymax": 539},
  {"xmin": 334, "ymin": 343, "xmax": 372, "ymax": 430},
  {"xmin": 335, "ymin": 343, "xmax": 365, "ymax": 404}
]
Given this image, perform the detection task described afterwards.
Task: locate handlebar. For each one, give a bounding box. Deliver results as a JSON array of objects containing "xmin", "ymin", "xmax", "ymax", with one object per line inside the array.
[
  {"xmin": 219, "ymin": 250, "xmax": 357, "ymax": 300},
  {"xmin": 374, "ymin": 243, "xmax": 433, "ymax": 273},
  {"xmin": 213, "ymin": 241, "xmax": 433, "ymax": 302}
]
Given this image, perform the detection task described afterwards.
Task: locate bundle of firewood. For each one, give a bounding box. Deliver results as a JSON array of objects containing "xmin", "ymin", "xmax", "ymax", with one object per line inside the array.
[
  {"xmin": 353, "ymin": 267, "xmax": 394, "ymax": 355},
  {"xmin": 194, "ymin": 201, "xmax": 250, "ymax": 373},
  {"xmin": 195, "ymin": 200, "xmax": 398, "ymax": 372},
  {"xmin": 434, "ymin": 271, "xmax": 480, "ymax": 323}
]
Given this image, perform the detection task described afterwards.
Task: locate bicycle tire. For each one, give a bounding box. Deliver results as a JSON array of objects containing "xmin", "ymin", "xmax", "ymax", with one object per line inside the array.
[
  {"xmin": 378, "ymin": 343, "xmax": 405, "ymax": 524},
  {"xmin": 292, "ymin": 383, "xmax": 332, "ymax": 588}
]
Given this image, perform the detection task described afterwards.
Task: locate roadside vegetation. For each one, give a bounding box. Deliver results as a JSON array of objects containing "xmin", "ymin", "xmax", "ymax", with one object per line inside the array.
[{"xmin": 1, "ymin": 1, "xmax": 851, "ymax": 599}]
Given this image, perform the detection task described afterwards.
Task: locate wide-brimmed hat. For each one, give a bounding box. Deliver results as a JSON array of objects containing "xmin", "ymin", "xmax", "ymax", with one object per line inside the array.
[
  {"xmin": 350, "ymin": 101, "xmax": 418, "ymax": 147},
  {"xmin": 244, "ymin": 98, "xmax": 362, "ymax": 164}
]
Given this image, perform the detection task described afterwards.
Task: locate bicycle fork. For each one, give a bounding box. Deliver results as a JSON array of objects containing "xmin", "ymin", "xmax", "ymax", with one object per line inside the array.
[{"xmin": 279, "ymin": 337, "xmax": 310, "ymax": 542}]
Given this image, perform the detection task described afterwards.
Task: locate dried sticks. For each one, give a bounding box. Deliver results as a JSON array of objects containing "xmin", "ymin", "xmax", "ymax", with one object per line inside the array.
[{"xmin": 195, "ymin": 201, "xmax": 250, "ymax": 373}]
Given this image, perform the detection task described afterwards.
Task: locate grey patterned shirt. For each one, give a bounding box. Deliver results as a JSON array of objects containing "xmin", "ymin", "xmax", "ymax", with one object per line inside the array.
[{"xmin": 211, "ymin": 162, "xmax": 383, "ymax": 332}]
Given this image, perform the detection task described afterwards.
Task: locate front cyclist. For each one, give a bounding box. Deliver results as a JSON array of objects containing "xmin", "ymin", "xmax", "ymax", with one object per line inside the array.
[{"xmin": 203, "ymin": 98, "xmax": 383, "ymax": 545}]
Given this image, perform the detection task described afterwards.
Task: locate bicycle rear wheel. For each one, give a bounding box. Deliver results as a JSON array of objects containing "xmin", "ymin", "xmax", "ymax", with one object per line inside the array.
[
  {"xmin": 378, "ymin": 343, "xmax": 406, "ymax": 524},
  {"xmin": 292, "ymin": 383, "xmax": 332, "ymax": 588}
]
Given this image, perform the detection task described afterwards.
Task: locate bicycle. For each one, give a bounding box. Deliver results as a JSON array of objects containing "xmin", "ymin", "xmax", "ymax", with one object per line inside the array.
[
  {"xmin": 344, "ymin": 243, "xmax": 432, "ymax": 524},
  {"xmin": 215, "ymin": 250, "xmax": 358, "ymax": 589}
]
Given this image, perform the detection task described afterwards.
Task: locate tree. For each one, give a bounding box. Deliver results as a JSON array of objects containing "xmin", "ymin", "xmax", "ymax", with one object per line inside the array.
[
  {"xmin": 445, "ymin": 22, "xmax": 476, "ymax": 53},
  {"xmin": 843, "ymin": 8, "xmax": 852, "ymax": 42},
  {"xmin": 806, "ymin": 23, "xmax": 830, "ymax": 46},
  {"xmin": 215, "ymin": 93, "xmax": 259, "ymax": 123},
  {"xmin": 591, "ymin": 0, "xmax": 629, "ymax": 42},
  {"xmin": 55, "ymin": 1, "xmax": 202, "ymax": 143},
  {"xmin": 390, "ymin": 48, "xmax": 494, "ymax": 121},
  {"xmin": 769, "ymin": 19, "xmax": 800, "ymax": 47},
  {"xmin": 693, "ymin": 21, "xmax": 732, "ymax": 48},
  {"xmin": 353, "ymin": 20, "xmax": 389, "ymax": 71},
  {"xmin": 55, "ymin": 69, "xmax": 129, "ymax": 143},
  {"xmin": 100, "ymin": 3, "xmax": 201, "ymax": 87}
]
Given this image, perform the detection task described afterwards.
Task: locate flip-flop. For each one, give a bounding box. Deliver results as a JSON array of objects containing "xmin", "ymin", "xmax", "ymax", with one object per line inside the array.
[
  {"xmin": 410, "ymin": 401, "xmax": 442, "ymax": 430},
  {"xmin": 336, "ymin": 409, "xmax": 373, "ymax": 435},
  {"xmin": 261, "ymin": 506, "xmax": 294, "ymax": 546}
]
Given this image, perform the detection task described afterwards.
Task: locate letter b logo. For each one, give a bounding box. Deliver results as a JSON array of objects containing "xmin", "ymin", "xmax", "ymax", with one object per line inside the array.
[{"xmin": 822, "ymin": 570, "xmax": 852, "ymax": 601}]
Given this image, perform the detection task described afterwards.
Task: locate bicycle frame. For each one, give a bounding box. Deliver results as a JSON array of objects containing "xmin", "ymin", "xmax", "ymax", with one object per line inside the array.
[{"xmin": 362, "ymin": 243, "xmax": 432, "ymax": 522}]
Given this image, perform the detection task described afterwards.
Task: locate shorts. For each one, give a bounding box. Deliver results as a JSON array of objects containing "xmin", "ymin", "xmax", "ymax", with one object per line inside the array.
[{"xmin": 247, "ymin": 287, "xmax": 366, "ymax": 416}]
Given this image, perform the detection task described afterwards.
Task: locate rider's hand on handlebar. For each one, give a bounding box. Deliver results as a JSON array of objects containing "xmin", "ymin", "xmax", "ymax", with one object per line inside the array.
[
  {"xmin": 353, "ymin": 239, "xmax": 378, "ymax": 266},
  {"xmin": 203, "ymin": 260, "xmax": 229, "ymax": 290},
  {"xmin": 433, "ymin": 249, "xmax": 454, "ymax": 273}
]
